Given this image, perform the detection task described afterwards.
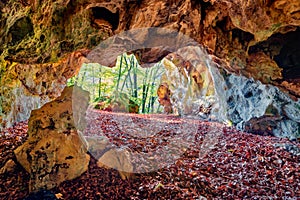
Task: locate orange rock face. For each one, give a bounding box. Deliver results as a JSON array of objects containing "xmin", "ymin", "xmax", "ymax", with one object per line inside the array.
[{"xmin": 157, "ymin": 83, "xmax": 173, "ymax": 113}]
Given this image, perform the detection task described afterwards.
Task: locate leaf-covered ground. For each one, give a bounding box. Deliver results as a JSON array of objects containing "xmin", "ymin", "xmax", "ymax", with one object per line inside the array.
[{"xmin": 0, "ymin": 111, "xmax": 299, "ymax": 199}]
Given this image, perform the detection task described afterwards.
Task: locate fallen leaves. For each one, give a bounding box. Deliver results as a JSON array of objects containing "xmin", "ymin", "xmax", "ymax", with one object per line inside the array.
[
  {"xmin": 55, "ymin": 193, "xmax": 64, "ymax": 199},
  {"xmin": 0, "ymin": 113, "xmax": 299, "ymax": 199}
]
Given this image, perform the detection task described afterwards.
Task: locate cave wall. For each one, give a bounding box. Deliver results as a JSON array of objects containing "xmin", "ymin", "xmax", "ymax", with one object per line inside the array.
[{"xmin": 0, "ymin": 0, "xmax": 300, "ymax": 129}]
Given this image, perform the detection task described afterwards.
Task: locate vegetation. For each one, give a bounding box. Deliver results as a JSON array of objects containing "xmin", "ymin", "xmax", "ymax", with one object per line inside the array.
[{"xmin": 67, "ymin": 53, "xmax": 165, "ymax": 114}]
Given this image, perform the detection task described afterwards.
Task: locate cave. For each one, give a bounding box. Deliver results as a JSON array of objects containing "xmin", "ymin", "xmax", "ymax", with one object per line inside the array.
[
  {"xmin": 1, "ymin": 1, "xmax": 300, "ymax": 199},
  {"xmin": 90, "ymin": 7, "xmax": 119, "ymax": 31}
]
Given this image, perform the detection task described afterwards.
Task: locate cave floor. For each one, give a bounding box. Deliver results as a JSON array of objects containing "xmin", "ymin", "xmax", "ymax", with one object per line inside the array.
[{"xmin": 0, "ymin": 111, "xmax": 299, "ymax": 199}]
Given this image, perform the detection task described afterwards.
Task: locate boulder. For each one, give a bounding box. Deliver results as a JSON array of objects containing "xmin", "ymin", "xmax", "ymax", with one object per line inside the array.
[
  {"xmin": 97, "ymin": 148, "xmax": 134, "ymax": 180},
  {"xmin": 14, "ymin": 86, "xmax": 90, "ymax": 192}
]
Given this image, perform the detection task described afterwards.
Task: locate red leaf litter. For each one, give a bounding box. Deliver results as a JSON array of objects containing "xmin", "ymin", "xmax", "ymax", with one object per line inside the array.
[{"xmin": 1, "ymin": 111, "xmax": 299, "ymax": 199}]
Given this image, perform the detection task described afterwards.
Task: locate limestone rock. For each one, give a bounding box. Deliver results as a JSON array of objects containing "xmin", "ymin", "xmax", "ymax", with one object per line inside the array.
[
  {"xmin": 0, "ymin": 50, "xmax": 89, "ymax": 130},
  {"xmin": 157, "ymin": 83, "xmax": 173, "ymax": 113},
  {"xmin": 158, "ymin": 46, "xmax": 300, "ymax": 140},
  {"xmin": 97, "ymin": 148, "xmax": 134, "ymax": 180},
  {"xmin": 159, "ymin": 47, "xmax": 216, "ymax": 116},
  {"xmin": 14, "ymin": 86, "xmax": 90, "ymax": 192},
  {"xmin": 220, "ymin": 73, "xmax": 300, "ymax": 140}
]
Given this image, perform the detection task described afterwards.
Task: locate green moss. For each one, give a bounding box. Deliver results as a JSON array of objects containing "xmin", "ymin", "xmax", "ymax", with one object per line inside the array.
[{"xmin": 270, "ymin": 23, "xmax": 281, "ymax": 32}]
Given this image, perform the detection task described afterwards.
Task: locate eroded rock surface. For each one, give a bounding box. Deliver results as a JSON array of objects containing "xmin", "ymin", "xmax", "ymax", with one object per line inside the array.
[
  {"xmin": 14, "ymin": 86, "xmax": 90, "ymax": 192},
  {"xmin": 0, "ymin": 50, "xmax": 89, "ymax": 129},
  {"xmin": 159, "ymin": 46, "xmax": 300, "ymax": 139},
  {"xmin": 0, "ymin": 0, "xmax": 300, "ymax": 134}
]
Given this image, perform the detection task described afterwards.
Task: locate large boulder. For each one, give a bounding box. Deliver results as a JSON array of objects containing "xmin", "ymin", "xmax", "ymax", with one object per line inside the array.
[{"xmin": 14, "ymin": 86, "xmax": 90, "ymax": 192}]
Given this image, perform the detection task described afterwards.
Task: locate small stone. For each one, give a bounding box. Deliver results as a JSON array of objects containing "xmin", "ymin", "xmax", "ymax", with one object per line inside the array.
[{"xmin": 97, "ymin": 148, "xmax": 134, "ymax": 180}]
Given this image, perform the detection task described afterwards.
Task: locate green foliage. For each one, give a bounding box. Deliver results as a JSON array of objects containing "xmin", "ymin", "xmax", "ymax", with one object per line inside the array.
[
  {"xmin": 66, "ymin": 76, "xmax": 76, "ymax": 87},
  {"xmin": 67, "ymin": 53, "xmax": 165, "ymax": 114}
]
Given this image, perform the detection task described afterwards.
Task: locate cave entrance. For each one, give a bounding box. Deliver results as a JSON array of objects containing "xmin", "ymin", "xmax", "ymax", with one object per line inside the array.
[
  {"xmin": 69, "ymin": 51, "xmax": 216, "ymax": 175},
  {"xmin": 68, "ymin": 53, "xmax": 165, "ymax": 114},
  {"xmin": 68, "ymin": 48, "xmax": 216, "ymax": 117}
]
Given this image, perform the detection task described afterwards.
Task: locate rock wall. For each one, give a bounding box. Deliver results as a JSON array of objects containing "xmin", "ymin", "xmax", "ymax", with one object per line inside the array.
[
  {"xmin": 160, "ymin": 46, "xmax": 300, "ymax": 140},
  {"xmin": 0, "ymin": 0, "xmax": 300, "ymax": 130},
  {"xmin": 0, "ymin": 50, "xmax": 88, "ymax": 129}
]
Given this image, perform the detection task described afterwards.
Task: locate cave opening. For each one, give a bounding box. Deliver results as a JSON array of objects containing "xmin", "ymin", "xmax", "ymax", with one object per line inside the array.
[
  {"xmin": 90, "ymin": 7, "xmax": 119, "ymax": 31},
  {"xmin": 68, "ymin": 48, "xmax": 216, "ymax": 117},
  {"xmin": 68, "ymin": 53, "xmax": 165, "ymax": 114}
]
